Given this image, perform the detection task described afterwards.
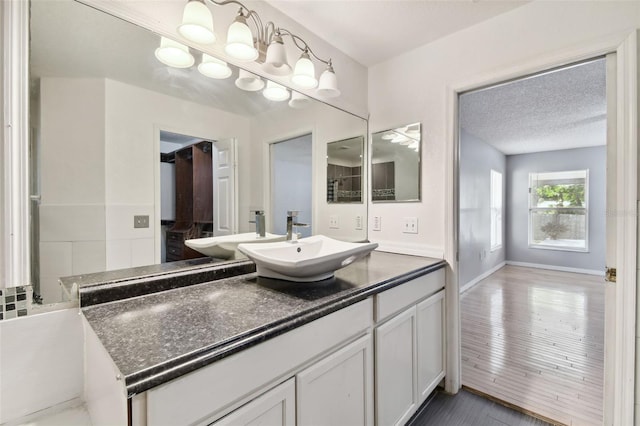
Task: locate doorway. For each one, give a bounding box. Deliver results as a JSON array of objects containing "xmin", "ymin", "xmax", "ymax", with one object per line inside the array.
[
  {"xmin": 270, "ymin": 134, "xmax": 313, "ymax": 237},
  {"xmin": 457, "ymin": 58, "xmax": 607, "ymax": 424}
]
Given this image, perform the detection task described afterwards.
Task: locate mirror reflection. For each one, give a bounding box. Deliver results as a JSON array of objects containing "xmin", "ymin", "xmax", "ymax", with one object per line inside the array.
[
  {"xmin": 27, "ymin": 0, "xmax": 367, "ymax": 305},
  {"xmin": 371, "ymin": 123, "xmax": 421, "ymax": 202},
  {"xmin": 327, "ymin": 137, "xmax": 364, "ymax": 203}
]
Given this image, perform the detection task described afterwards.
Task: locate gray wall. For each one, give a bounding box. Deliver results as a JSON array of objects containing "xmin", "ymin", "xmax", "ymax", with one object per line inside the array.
[
  {"xmin": 459, "ymin": 129, "xmax": 506, "ymax": 287},
  {"xmin": 506, "ymin": 146, "xmax": 606, "ymax": 271}
]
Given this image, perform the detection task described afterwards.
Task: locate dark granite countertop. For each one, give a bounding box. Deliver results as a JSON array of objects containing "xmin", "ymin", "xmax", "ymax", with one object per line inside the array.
[{"xmin": 81, "ymin": 251, "xmax": 446, "ymax": 397}]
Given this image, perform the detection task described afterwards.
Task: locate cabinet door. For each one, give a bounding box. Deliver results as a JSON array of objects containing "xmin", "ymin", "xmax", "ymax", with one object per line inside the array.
[
  {"xmin": 416, "ymin": 290, "xmax": 445, "ymax": 404},
  {"xmin": 297, "ymin": 334, "xmax": 373, "ymax": 426},
  {"xmin": 375, "ymin": 307, "xmax": 417, "ymax": 426},
  {"xmin": 212, "ymin": 378, "xmax": 295, "ymax": 426}
]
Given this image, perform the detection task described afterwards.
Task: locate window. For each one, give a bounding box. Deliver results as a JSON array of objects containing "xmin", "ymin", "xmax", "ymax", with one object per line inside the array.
[
  {"xmin": 490, "ymin": 170, "xmax": 502, "ymax": 251},
  {"xmin": 529, "ymin": 170, "xmax": 588, "ymax": 251}
]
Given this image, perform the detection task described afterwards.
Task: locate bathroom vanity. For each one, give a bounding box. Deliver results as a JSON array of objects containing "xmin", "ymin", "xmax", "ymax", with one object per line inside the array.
[{"xmin": 80, "ymin": 252, "xmax": 446, "ymax": 426}]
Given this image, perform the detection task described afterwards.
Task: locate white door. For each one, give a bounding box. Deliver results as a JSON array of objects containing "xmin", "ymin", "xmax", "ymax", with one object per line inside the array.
[
  {"xmin": 375, "ymin": 307, "xmax": 417, "ymax": 426},
  {"xmin": 212, "ymin": 378, "xmax": 295, "ymax": 426},
  {"xmin": 212, "ymin": 138, "xmax": 236, "ymax": 236},
  {"xmin": 296, "ymin": 334, "xmax": 373, "ymax": 426}
]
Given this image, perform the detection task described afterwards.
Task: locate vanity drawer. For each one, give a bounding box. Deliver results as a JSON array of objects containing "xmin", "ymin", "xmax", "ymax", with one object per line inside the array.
[{"xmin": 375, "ymin": 268, "xmax": 444, "ymax": 323}]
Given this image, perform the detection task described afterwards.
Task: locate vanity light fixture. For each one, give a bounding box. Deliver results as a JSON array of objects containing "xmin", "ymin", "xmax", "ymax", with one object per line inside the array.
[
  {"xmin": 391, "ymin": 134, "xmax": 409, "ymax": 144},
  {"xmin": 198, "ymin": 54, "xmax": 232, "ymax": 79},
  {"xmin": 381, "ymin": 132, "xmax": 395, "ymax": 140},
  {"xmin": 155, "ymin": 37, "xmax": 195, "ymax": 68},
  {"xmin": 263, "ymin": 31, "xmax": 292, "ymax": 76},
  {"xmin": 291, "ymin": 49, "xmax": 318, "ymax": 89},
  {"xmin": 178, "ymin": 0, "xmax": 216, "ymax": 44},
  {"xmin": 235, "ymin": 69, "xmax": 264, "ymax": 91},
  {"xmin": 263, "ymin": 81, "xmax": 290, "ymax": 101},
  {"xmin": 225, "ymin": 9, "xmax": 259, "ymax": 62},
  {"xmin": 172, "ymin": 0, "xmax": 341, "ymax": 97}
]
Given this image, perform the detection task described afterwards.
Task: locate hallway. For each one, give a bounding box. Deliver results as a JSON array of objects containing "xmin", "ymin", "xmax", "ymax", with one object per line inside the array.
[{"xmin": 461, "ymin": 265, "xmax": 604, "ymax": 425}]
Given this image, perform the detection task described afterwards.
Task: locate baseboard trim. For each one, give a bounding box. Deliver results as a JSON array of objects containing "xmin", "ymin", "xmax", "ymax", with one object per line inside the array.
[
  {"xmin": 505, "ymin": 261, "xmax": 605, "ymax": 276},
  {"xmin": 460, "ymin": 261, "xmax": 506, "ymax": 294}
]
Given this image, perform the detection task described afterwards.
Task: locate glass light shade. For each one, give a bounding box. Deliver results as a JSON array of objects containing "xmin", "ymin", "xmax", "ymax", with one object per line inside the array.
[
  {"xmin": 225, "ymin": 15, "xmax": 258, "ymax": 62},
  {"xmin": 288, "ymin": 91, "xmax": 311, "ymax": 109},
  {"xmin": 316, "ymin": 67, "xmax": 340, "ymax": 98},
  {"xmin": 154, "ymin": 37, "xmax": 195, "ymax": 68},
  {"xmin": 407, "ymin": 141, "xmax": 419, "ymax": 150},
  {"xmin": 263, "ymin": 81, "xmax": 290, "ymax": 101},
  {"xmin": 262, "ymin": 37, "xmax": 292, "ymax": 76},
  {"xmin": 291, "ymin": 53, "xmax": 317, "ymax": 89},
  {"xmin": 178, "ymin": 0, "xmax": 216, "ymax": 44},
  {"xmin": 235, "ymin": 69, "xmax": 264, "ymax": 91},
  {"xmin": 198, "ymin": 54, "xmax": 232, "ymax": 79}
]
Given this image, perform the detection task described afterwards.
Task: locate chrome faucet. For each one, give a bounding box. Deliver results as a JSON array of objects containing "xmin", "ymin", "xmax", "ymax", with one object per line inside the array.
[
  {"xmin": 286, "ymin": 210, "xmax": 298, "ymax": 241},
  {"xmin": 255, "ymin": 211, "xmax": 265, "ymax": 237}
]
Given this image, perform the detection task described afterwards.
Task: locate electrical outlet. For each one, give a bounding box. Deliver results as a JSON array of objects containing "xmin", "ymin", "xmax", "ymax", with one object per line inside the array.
[
  {"xmin": 355, "ymin": 215, "xmax": 363, "ymax": 230},
  {"xmin": 373, "ymin": 216, "xmax": 381, "ymax": 231},
  {"xmin": 329, "ymin": 215, "xmax": 339, "ymax": 229},
  {"xmin": 134, "ymin": 215, "xmax": 149, "ymax": 229},
  {"xmin": 402, "ymin": 217, "xmax": 418, "ymax": 234}
]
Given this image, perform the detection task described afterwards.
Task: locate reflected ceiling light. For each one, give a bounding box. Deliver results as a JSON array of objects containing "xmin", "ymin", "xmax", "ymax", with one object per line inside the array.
[
  {"xmin": 198, "ymin": 54, "xmax": 232, "ymax": 79},
  {"xmin": 263, "ymin": 32, "xmax": 292, "ymax": 76},
  {"xmin": 289, "ymin": 91, "xmax": 311, "ymax": 109},
  {"xmin": 316, "ymin": 63, "xmax": 340, "ymax": 98},
  {"xmin": 155, "ymin": 37, "xmax": 195, "ymax": 68},
  {"xmin": 391, "ymin": 134, "xmax": 409, "ymax": 144},
  {"xmin": 408, "ymin": 141, "xmax": 419, "ymax": 150},
  {"xmin": 381, "ymin": 132, "xmax": 395, "ymax": 140},
  {"xmin": 263, "ymin": 81, "xmax": 290, "ymax": 101},
  {"xmin": 235, "ymin": 69, "xmax": 264, "ymax": 91},
  {"xmin": 225, "ymin": 9, "xmax": 258, "ymax": 62},
  {"xmin": 178, "ymin": 0, "xmax": 216, "ymax": 44},
  {"xmin": 291, "ymin": 50, "xmax": 317, "ymax": 89}
]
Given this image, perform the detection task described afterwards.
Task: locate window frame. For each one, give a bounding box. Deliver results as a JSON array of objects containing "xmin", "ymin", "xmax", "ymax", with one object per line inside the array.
[
  {"xmin": 528, "ymin": 169, "xmax": 589, "ymax": 252},
  {"xmin": 490, "ymin": 169, "xmax": 502, "ymax": 252}
]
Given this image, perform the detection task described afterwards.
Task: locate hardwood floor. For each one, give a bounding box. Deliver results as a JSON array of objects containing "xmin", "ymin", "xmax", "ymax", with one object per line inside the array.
[
  {"xmin": 408, "ymin": 388, "xmax": 552, "ymax": 426},
  {"xmin": 461, "ymin": 265, "xmax": 604, "ymax": 426}
]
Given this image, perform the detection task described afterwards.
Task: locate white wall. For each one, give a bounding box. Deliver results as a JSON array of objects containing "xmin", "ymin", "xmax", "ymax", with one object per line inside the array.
[
  {"xmin": 506, "ymin": 146, "xmax": 606, "ymax": 273},
  {"xmin": 103, "ymin": 79, "xmax": 249, "ymax": 270},
  {"xmin": 458, "ymin": 129, "xmax": 506, "ymax": 289},
  {"xmin": 0, "ymin": 309, "xmax": 83, "ymax": 424},
  {"xmin": 249, "ymin": 102, "xmax": 368, "ymax": 242},
  {"xmin": 368, "ymin": 0, "xmax": 640, "ymax": 259},
  {"xmin": 38, "ymin": 78, "xmax": 107, "ymax": 304}
]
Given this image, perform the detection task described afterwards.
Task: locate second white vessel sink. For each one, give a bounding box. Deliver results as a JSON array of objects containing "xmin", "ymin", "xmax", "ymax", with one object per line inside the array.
[
  {"xmin": 237, "ymin": 235, "xmax": 378, "ymax": 282},
  {"xmin": 185, "ymin": 233, "xmax": 286, "ymax": 259}
]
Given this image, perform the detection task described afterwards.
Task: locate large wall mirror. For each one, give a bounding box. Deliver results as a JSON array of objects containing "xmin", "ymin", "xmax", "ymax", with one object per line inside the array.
[
  {"xmin": 371, "ymin": 123, "xmax": 421, "ymax": 202},
  {"xmin": 26, "ymin": 0, "xmax": 367, "ymax": 306}
]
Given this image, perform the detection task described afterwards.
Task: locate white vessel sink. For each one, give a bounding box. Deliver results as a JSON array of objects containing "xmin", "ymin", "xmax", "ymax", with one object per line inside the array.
[
  {"xmin": 185, "ymin": 233, "xmax": 286, "ymax": 259},
  {"xmin": 237, "ymin": 235, "xmax": 378, "ymax": 282}
]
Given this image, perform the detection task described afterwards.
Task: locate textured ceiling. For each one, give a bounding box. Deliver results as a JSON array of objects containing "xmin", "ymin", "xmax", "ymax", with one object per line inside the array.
[
  {"xmin": 459, "ymin": 58, "xmax": 606, "ymax": 155},
  {"xmin": 267, "ymin": 0, "xmax": 528, "ymax": 66}
]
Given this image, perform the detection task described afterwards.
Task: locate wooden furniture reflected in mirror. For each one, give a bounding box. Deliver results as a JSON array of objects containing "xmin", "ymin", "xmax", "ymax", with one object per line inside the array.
[{"xmin": 166, "ymin": 141, "xmax": 213, "ymax": 261}]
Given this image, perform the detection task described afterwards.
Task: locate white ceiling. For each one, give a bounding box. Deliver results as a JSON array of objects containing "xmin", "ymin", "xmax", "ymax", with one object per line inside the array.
[
  {"xmin": 459, "ymin": 58, "xmax": 607, "ymax": 155},
  {"xmin": 266, "ymin": 0, "xmax": 528, "ymax": 66}
]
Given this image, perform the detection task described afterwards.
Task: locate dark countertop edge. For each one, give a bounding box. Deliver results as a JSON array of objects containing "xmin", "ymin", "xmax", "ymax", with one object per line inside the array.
[
  {"xmin": 79, "ymin": 261, "xmax": 256, "ymax": 307},
  {"xmin": 123, "ymin": 260, "xmax": 447, "ymax": 397}
]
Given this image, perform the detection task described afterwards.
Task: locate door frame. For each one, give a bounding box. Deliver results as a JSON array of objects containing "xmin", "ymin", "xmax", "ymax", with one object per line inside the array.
[{"xmin": 445, "ymin": 31, "xmax": 637, "ymax": 424}]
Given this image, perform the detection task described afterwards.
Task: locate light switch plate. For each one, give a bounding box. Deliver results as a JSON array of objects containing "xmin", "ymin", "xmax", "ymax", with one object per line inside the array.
[
  {"xmin": 402, "ymin": 217, "xmax": 418, "ymax": 234},
  {"xmin": 355, "ymin": 215, "xmax": 363, "ymax": 230},
  {"xmin": 373, "ymin": 216, "xmax": 381, "ymax": 231},
  {"xmin": 329, "ymin": 215, "xmax": 339, "ymax": 229},
  {"xmin": 134, "ymin": 215, "xmax": 149, "ymax": 229}
]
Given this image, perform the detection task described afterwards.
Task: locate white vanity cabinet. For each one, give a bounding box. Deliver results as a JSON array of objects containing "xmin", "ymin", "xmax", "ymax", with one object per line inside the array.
[
  {"xmin": 374, "ymin": 269, "xmax": 446, "ymax": 426},
  {"xmin": 212, "ymin": 378, "xmax": 295, "ymax": 426}
]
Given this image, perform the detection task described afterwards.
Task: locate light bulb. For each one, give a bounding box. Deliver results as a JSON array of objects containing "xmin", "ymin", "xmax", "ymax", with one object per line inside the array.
[
  {"xmin": 263, "ymin": 33, "xmax": 292, "ymax": 76},
  {"xmin": 291, "ymin": 51, "xmax": 317, "ymax": 89},
  {"xmin": 225, "ymin": 12, "xmax": 258, "ymax": 62}
]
